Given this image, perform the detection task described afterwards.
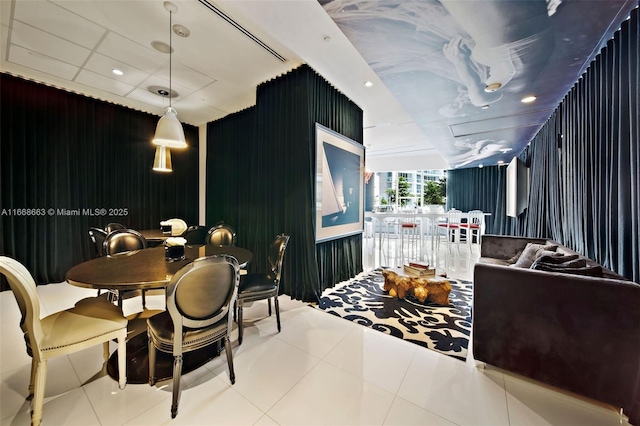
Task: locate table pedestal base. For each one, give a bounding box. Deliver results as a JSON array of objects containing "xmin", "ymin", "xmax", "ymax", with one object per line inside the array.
[{"xmin": 107, "ymin": 331, "xmax": 221, "ymax": 385}]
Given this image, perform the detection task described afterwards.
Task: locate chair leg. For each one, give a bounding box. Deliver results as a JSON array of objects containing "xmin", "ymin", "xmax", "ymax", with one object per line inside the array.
[
  {"xmin": 103, "ymin": 341, "xmax": 110, "ymax": 364},
  {"xmin": 141, "ymin": 289, "xmax": 146, "ymax": 309},
  {"xmin": 275, "ymin": 296, "xmax": 281, "ymax": 332},
  {"xmin": 27, "ymin": 358, "xmax": 36, "ymax": 400},
  {"xmin": 31, "ymin": 360, "xmax": 47, "ymax": 426},
  {"xmin": 148, "ymin": 335, "xmax": 157, "ymax": 386},
  {"xmin": 224, "ymin": 335, "xmax": 235, "ymax": 385},
  {"xmin": 267, "ymin": 298, "xmax": 272, "ymax": 316},
  {"xmin": 117, "ymin": 334, "xmax": 127, "ymax": 390},
  {"xmin": 238, "ymin": 304, "xmax": 244, "ymax": 345},
  {"xmin": 171, "ymin": 355, "xmax": 183, "ymax": 419}
]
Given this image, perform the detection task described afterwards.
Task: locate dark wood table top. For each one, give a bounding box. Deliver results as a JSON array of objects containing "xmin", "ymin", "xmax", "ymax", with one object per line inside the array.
[
  {"xmin": 66, "ymin": 245, "xmax": 252, "ymax": 291},
  {"xmin": 139, "ymin": 228, "xmax": 174, "ymax": 242}
]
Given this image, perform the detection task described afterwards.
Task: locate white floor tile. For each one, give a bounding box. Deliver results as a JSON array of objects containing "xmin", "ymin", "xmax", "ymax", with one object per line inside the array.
[
  {"xmin": 212, "ymin": 337, "xmax": 321, "ymax": 412},
  {"xmin": 267, "ymin": 360, "xmax": 395, "ymax": 425},
  {"xmin": 383, "ymin": 396, "xmax": 457, "ymax": 425},
  {"xmin": 323, "ymin": 326, "xmax": 417, "ymax": 394}
]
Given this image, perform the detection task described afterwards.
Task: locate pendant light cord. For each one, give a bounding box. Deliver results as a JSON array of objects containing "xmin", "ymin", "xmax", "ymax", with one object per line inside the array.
[{"xmin": 169, "ymin": 9, "xmax": 172, "ymax": 109}]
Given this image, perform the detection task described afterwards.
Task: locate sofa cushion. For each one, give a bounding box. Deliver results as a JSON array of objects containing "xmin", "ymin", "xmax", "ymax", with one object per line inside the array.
[
  {"xmin": 530, "ymin": 260, "xmax": 604, "ymax": 277},
  {"xmin": 511, "ymin": 243, "xmax": 559, "ymax": 268},
  {"xmin": 479, "ymin": 257, "xmax": 511, "ymax": 266}
]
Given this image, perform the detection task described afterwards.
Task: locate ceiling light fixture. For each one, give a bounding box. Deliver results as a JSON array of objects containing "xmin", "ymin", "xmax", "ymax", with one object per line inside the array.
[
  {"xmin": 112, "ymin": 68, "xmax": 123, "ymax": 76},
  {"xmin": 152, "ymin": 146, "xmax": 173, "ymax": 172},
  {"xmin": 484, "ymin": 82, "xmax": 502, "ymax": 92},
  {"xmin": 364, "ymin": 81, "xmax": 373, "ymax": 87},
  {"xmin": 153, "ymin": 1, "xmax": 187, "ymax": 151},
  {"xmin": 521, "ymin": 95, "xmax": 537, "ymax": 103}
]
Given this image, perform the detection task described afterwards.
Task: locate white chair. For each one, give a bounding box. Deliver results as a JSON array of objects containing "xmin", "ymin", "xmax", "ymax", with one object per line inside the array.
[
  {"xmin": 437, "ymin": 209, "xmax": 462, "ymax": 252},
  {"xmin": 0, "ymin": 256, "xmax": 127, "ymax": 426},
  {"xmin": 166, "ymin": 218, "xmax": 188, "ymax": 236},
  {"xmin": 460, "ymin": 210, "xmax": 484, "ymax": 249},
  {"xmin": 399, "ymin": 213, "xmax": 420, "ymax": 263}
]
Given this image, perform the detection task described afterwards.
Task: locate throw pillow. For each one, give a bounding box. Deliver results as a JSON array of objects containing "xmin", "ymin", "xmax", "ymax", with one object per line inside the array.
[
  {"xmin": 510, "ymin": 243, "xmax": 559, "ymax": 268},
  {"xmin": 531, "ymin": 261, "xmax": 603, "ymax": 277}
]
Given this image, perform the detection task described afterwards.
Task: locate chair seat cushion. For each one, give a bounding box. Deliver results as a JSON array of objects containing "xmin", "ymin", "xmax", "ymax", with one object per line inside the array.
[
  {"xmin": 147, "ymin": 311, "xmax": 226, "ymax": 348},
  {"xmin": 40, "ymin": 297, "xmax": 127, "ymax": 351},
  {"xmin": 460, "ymin": 223, "xmax": 480, "ymax": 228},
  {"xmin": 438, "ymin": 223, "xmax": 459, "ymax": 228},
  {"xmin": 238, "ymin": 273, "xmax": 277, "ymax": 295}
]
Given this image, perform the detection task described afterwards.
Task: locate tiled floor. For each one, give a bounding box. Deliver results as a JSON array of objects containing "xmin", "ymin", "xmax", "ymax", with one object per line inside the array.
[{"xmin": 0, "ymin": 235, "xmax": 630, "ymax": 425}]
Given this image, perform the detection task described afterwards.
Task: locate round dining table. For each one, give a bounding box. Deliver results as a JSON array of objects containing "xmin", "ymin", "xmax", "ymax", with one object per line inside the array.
[{"xmin": 65, "ymin": 244, "xmax": 253, "ymax": 384}]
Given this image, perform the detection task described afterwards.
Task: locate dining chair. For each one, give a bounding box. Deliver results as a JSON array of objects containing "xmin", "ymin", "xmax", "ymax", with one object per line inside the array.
[
  {"xmin": 105, "ymin": 222, "xmax": 126, "ymax": 233},
  {"xmin": 206, "ymin": 222, "xmax": 237, "ymax": 247},
  {"xmin": 103, "ymin": 229, "xmax": 149, "ymax": 308},
  {"xmin": 165, "ymin": 218, "xmax": 188, "ymax": 236},
  {"xmin": 437, "ymin": 209, "xmax": 462, "ymax": 252},
  {"xmin": 88, "ymin": 227, "xmax": 108, "ymax": 258},
  {"xmin": 460, "ymin": 210, "xmax": 484, "ymax": 249},
  {"xmin": 147, "ymin": 255, "xmax": 240, "ymax": 419},
  {"xmin": 182, "ymin": 225, "xmax": 208, "ymax": 245},
  {"xmin": 0, "ymin": 256, "xmax": 127, "ymax": 426},
  {"xmin": 236, "ymin": 234, "xmax": 290, "ymax": 345}
]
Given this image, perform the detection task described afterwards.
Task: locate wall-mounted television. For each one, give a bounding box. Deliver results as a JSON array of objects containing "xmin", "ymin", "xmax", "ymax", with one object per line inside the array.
[{"xmin": 506, "ymin": 157, "xmax": 529, "ymax": 217}]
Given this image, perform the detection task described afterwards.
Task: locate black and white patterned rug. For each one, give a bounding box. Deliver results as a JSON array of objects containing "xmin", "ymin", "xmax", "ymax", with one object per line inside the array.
[{"xmin": 316, "ymin": 269, "xmax": 473, "ymax": 361}]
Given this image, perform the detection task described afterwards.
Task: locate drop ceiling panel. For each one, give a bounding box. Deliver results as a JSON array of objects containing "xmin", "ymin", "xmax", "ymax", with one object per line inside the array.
[
  {"xmin": 14, "ymin": 0, "xmax": 106, "ymax": 49},
  {"xmin": 10, "ymin": 20, "xmax": 90, "ymax": 67},
  {"xmin": 96, "ymin": 32, "xmax": 167, "ymax": 74},
  {"xmin": 137, "ymin": 74, "xmax": 192, "ymax": 103},
  {"xmin": 75, "ymin": 69, "xmax": 134, "ymax": 97},
  {"xmin": 83, "ymin": 53, "xmax": 150, "ymax": 86},
  {"xmin": 8, "ymin": 44, "xmax": 79, "ymax": 80},
  {"xmin": 153, "ymin": 61, "xmax": 215, "ymax": 91},
  {"xmin": 126, "ymin": 87, "xmax": 173, "ymax": 109}
]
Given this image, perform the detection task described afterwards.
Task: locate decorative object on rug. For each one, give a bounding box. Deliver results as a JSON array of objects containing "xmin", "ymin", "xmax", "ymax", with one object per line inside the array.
[
  {"xmin": 382, "ymin": 267, "xmax": 451, "ymax": 304},
  {"xmin": 316, "ymin": 269, "xmax": 472, "ymax": 361}
]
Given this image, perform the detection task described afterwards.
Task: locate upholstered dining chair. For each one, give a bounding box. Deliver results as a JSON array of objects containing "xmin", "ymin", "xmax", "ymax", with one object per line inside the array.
[
  {"xmin": 165, "ymin": 218, "xmax": 188, "ymax": 236},
  {"xmin": 0, "ymin": 256, "xmax": 127, "ymax": 426},
  {"xmin": 147, "ymin": 255, "xmax": 240, "ymax": 419},
  {"xmin": 103, "ymin": 229, "xmax": 149, "ymax": 308},
  {"xmin": 236, "ymin": 234, "xmax": 290, "ymax": 345},
  {"xmin": 206, "ymin": 222, "xmax": 237, "ymax": 247},
  {"xmin": 182, "ymin": 225, "xmax": 208, "ymax": 245},
  {"xmin": 88, "ymin": 227, "xmax": 108, "ymax": 258},
  {"xmin": 105, "ymin": 222, "xmax": 126, "ymax": 233}
]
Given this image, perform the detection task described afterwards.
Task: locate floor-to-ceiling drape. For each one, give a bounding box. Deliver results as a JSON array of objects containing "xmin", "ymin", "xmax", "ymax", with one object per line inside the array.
[
  {"xmin": 207, "ymin": 65, "xmax": 363, "ymax": 302},
  {"xmin": 1, "ymin": 74, "xmax": 199, "ymax": 289}
]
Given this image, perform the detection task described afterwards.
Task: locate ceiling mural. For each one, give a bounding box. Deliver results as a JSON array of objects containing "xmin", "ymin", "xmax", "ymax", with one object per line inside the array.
[{"xmin": 320, "ymin": 0, "xmax": 636, "ymax": 169}]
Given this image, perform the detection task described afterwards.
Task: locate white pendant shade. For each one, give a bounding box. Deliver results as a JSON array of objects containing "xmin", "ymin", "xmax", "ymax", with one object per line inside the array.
[
  {"xmin": 152, "ymin": 146, "xmax": 173, "ymax": 172},
  {"xmin": 153, "ymin": 107, "xmax": 187, "ymax": 148}
]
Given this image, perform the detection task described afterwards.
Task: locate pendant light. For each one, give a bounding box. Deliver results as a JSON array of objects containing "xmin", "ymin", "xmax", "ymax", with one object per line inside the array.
[
  {"xmin": 152, "ymin": 146, "xmax": 173, "ymax": 172},
  {"xmin": 153, "ymin": 1, "xmax": 186, "ymax": 149}
]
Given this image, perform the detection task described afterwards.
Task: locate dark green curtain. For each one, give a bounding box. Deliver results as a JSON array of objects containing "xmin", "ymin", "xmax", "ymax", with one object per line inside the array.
[
  {"xmin": 447, "ymin": 8, "xmax": 639, "ymax": 284},
  {"xmin": 1, "ymin": 74, "xmax": 199, "ymax": 289},
  {"xmin": 207, "ymin": 65, "xmax": 363, "ymax": 302}
]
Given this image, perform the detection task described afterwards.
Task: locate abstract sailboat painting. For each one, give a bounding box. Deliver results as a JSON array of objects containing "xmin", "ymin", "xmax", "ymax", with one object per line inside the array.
[{"xmin": 315, "ymin": 124, "xmax": 365, "ymax": 243}]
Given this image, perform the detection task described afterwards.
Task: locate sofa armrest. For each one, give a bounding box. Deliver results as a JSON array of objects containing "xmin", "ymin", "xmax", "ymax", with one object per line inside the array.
[
  {"xmin": 480, "ymin": 234, "xmax": 548, "ymax": 260},
  {"xmin": 472, "ymin": 262, "xmax": 640, "ymax": 416}
]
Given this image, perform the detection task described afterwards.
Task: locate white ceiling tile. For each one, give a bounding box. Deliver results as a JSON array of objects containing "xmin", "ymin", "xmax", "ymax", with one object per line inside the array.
[
  {"xmin": 75, "ymin": 69, "xmax": 135, "ymax": 97},
  {"xmin": 8, "ymin": 44, "xmax": 79, "ymax": 80},
  {"xmin": 126, "ymin": 88, "xmax": 173, "ymax": 110},
  {"xmin": 13, "ymin": 0, "xmax": 106, "ymax": 49},
  {"xmin": 97, "ymin": 32, "xmax": 167, "ymax": 74},
  {"xmin": 83, "ymin": 53, "xmax": 150, "ymax": 86},
  {"xmin": 153, "ymin": 61, "xmax": 216, "ymax": 91},
  {"xmin": 137, "ymin": 74, "xmax": 193, "ymax": 104},
  {"xmin": 10, "ymin": 20, "xmax": 90, "ymax": 67}
]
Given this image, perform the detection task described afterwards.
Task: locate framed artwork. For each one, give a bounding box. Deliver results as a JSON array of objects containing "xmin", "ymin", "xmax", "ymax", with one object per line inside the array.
[{"xmin": 315, "ymin": 123, "xmax": 365, "ymax": 243}]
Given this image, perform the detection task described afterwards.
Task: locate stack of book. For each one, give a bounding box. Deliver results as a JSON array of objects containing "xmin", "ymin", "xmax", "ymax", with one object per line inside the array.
[{"xmin": 403, "ymin": 261, "xmax": 436, "ymax": 277}]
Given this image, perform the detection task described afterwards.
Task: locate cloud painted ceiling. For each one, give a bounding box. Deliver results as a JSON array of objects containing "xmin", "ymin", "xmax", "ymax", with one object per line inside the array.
[{"xmin": 320, "ymin": 0, "xmax": 636, "ymax": 169}]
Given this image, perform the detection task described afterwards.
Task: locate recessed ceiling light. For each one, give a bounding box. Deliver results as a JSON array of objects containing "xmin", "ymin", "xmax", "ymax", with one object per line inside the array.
[
  {"xmin": 484, "ymin": 82, "xmax": 502, "ymax": 92},
  {"xmin": 499, "ymin": 148, "xmax": 512, "ymax": 153},
  {"xmin": 497, "ymin": 160, "xmax": 505, "ymax": 165},
  {"xmin": 478, "ymin": 164, "xmax": 483, "ymax": 168},
  {"xmin": 481, "ymin": 105, "xmax": 490, "ymax": 110},
  {"xmin": 323, "ymin": 36, "xmax": 331, "ymax": 42},
  {"xmin": 521, "ymin": 95, "xmax": 537, "ymax": 103},
  {"xmin": 364, "ymin": 81, "xmax": 373, "ymax": 87},
  {"xmin": 112, "ymin": 69, "xmax": 124, "ymax": 76}
]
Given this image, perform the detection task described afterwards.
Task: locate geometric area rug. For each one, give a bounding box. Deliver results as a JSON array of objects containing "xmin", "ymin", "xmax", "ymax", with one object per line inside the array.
[{"xmin": 316, "ymin": 268, "xmax": 473, "ymax": 362}]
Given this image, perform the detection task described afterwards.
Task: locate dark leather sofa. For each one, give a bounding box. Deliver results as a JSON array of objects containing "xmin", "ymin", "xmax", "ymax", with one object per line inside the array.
[{"xmin": 473, "ymin": 235, "xmax": 640, "ymax": 425}]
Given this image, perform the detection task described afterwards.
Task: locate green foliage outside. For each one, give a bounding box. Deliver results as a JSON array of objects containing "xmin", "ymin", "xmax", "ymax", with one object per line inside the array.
[
  {"xmin": 386, "ymin": 176, "xmax": 413, "ymax": 207},
  {"xmin": 423, "ymin": 177, "xmax": 446, "ymax": 205}
]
